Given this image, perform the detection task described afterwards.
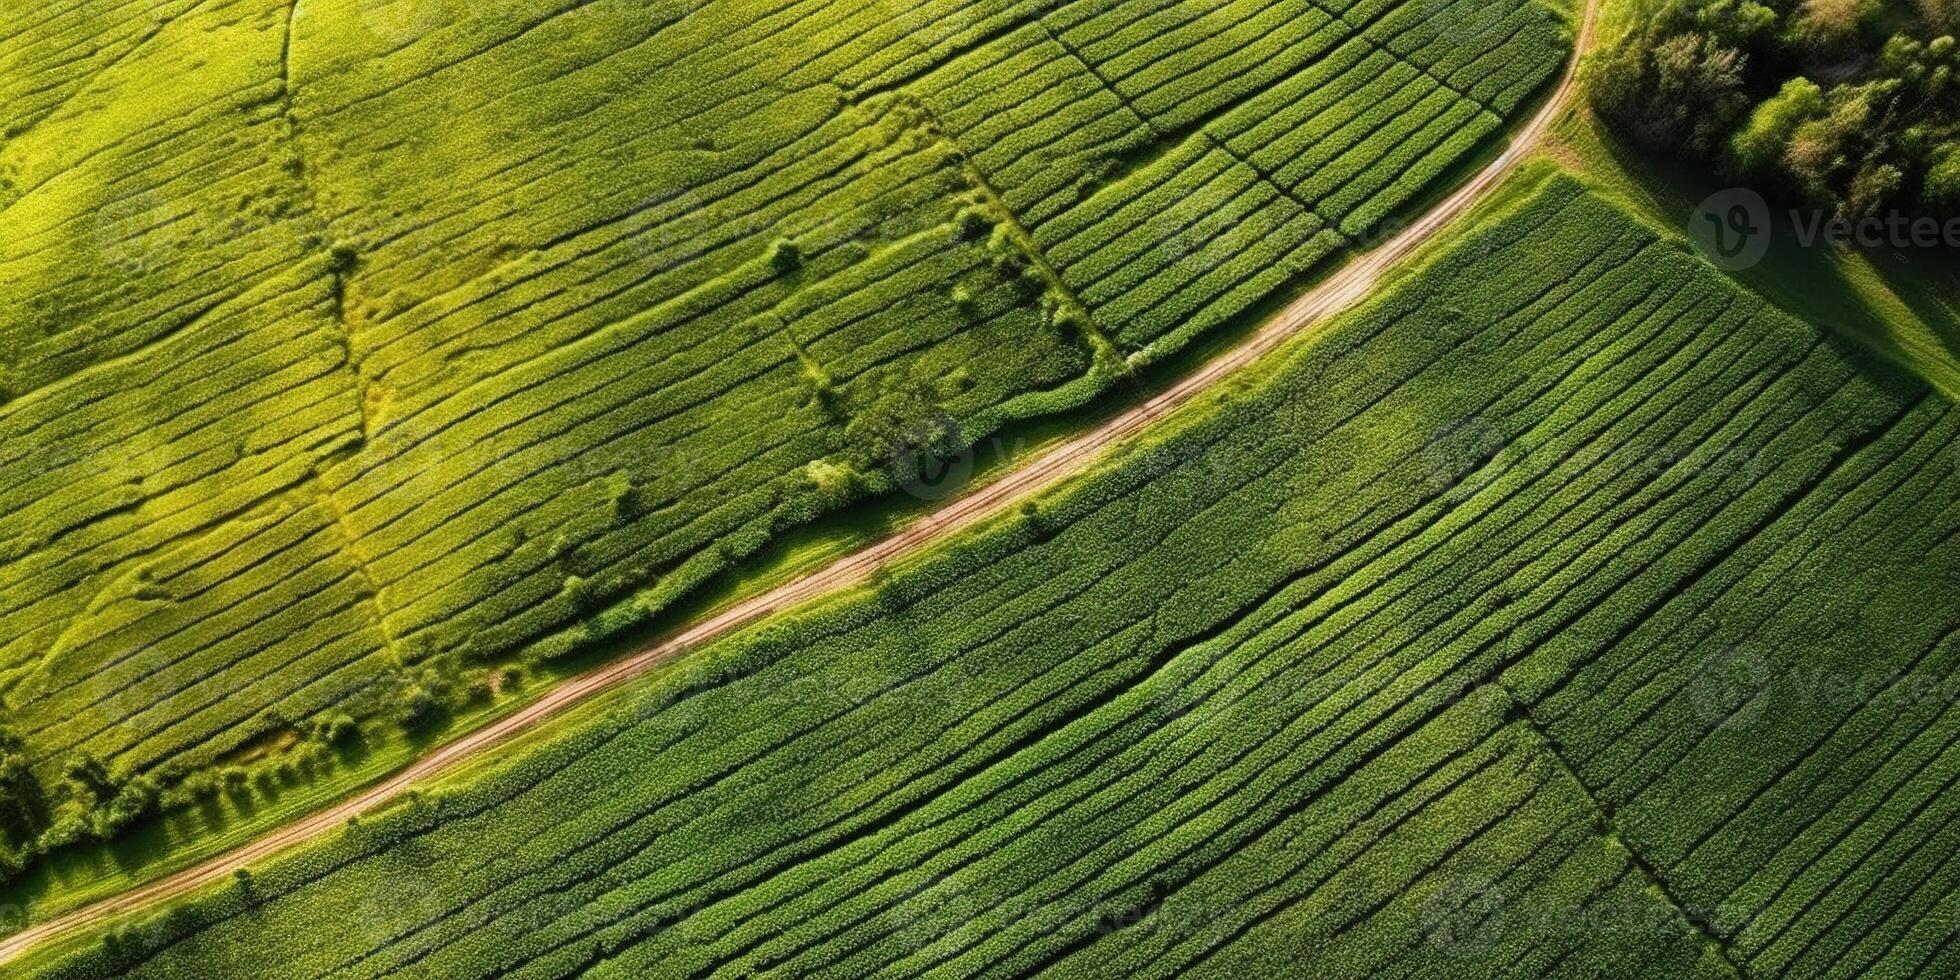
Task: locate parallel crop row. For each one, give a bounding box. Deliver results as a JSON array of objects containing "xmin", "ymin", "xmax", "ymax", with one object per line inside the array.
[
  {"xmin": 31, "ymin": 178, "xmax": 1953, "ymax": 979},
  {"xmin": 0, "ymin": 0, "xmax": 1568, "ymax": 892},
  {"xmin": 954, "ymin": 0, "xmax": 1570, "ymax": 359}
]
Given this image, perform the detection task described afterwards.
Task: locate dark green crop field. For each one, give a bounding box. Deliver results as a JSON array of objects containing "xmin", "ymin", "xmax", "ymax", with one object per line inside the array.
[
  {"xmin": 26, "ymin": 175, "xmax": 1960, "ymax": 979},
  {"xmin": 0, "ymin": 0, "xmax": 1568, "ymax": 883}
]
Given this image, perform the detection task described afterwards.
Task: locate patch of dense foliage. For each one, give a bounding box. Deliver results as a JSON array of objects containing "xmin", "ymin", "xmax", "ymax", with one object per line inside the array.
[
  {"xmin": 28, "ymin": 176, "xmax": 1960, "ymax": 979},
  {"xmin": 1592, "ymin": 0, "xmax": 1960, "ymax": 218}
]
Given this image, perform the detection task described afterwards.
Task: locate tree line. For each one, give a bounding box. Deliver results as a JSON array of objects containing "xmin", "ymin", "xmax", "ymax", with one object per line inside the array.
[{"xmin": 1592, "ymin": 0, "xmax": 1960, "ymax": 220}]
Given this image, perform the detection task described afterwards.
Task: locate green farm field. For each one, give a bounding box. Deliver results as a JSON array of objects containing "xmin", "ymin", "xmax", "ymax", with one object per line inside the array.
[
  {"xmin": 9, "ymin": 0, "xmax": 1960, "ymax": 974},
  {"xmin": 0, "ymin": 0, "xmax": 1570, "ymax": 900},
  {"xmin": 20, "ymin": 172, "xmax": 1960, "ymax": 978}
]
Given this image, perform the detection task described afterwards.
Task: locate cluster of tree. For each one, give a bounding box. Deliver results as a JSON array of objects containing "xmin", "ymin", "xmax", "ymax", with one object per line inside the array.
[
  {"xmin": 26, "ymin": 754, "xmax": 161, "ymax": 856},
  {"xmin": 1592, "ymin": 0, "xmax": 1960, "ymax": 219},
  {"xmin": 0, "ymin": 709, "xmax": 376, "ymax": 886}
]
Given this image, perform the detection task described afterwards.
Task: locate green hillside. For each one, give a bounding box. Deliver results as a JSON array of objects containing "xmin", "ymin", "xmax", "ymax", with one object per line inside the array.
[{"xmin": 25, "ymin": 173, "xmax": 1960, "ymax": 978}]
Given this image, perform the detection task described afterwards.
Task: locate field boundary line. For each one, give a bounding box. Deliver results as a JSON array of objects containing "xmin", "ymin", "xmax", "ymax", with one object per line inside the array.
[{"xmin": 1493, "ymin": 678, "xmax": 1747, "ymax": 976}]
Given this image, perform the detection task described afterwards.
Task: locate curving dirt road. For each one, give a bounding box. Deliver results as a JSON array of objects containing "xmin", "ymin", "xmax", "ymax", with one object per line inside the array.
[{"xmin": 0, "ymin": 2, "xmax": 1597, "ymax": 966}]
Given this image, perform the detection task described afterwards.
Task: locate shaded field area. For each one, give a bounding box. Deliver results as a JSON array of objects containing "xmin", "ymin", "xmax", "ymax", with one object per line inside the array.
[
  {"xmin": 0, "ymin": 0, "xmax": 1568, "ymax": 881},
  {"xmin": 27, "ymin": 176, "xmax": 1960, "ymax": 978}
]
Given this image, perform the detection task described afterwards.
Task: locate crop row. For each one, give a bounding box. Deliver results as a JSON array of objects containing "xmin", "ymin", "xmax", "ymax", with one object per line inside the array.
[
  {"xmin": 964, "ymin": 2, "xmax": 1566, "ymax": 360},
  {"xmin": 34, "ymin": 177, "xmax": 1934, "ymax": 978},
  {"xmin": 0, "ymin": 0, "xmax": 1571, "ymax": 893},
  {"xmin": 1523, "ymin": 366, "xmax": 1960, "ymax": 972}
]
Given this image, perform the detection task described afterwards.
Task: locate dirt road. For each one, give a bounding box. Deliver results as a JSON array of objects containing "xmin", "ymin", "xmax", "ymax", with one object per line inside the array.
[{"xmin": 0, "ymin": 2, "xmax": 1597, "ymax": 966}]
